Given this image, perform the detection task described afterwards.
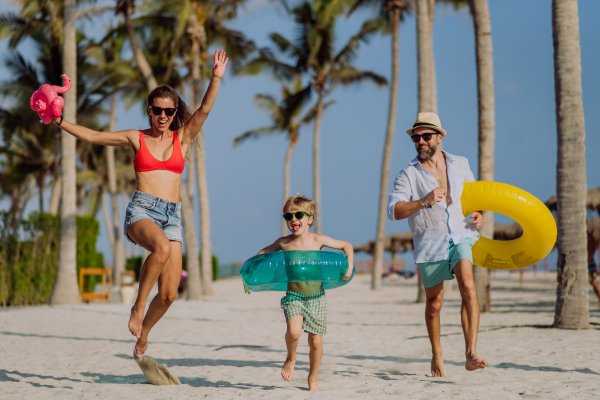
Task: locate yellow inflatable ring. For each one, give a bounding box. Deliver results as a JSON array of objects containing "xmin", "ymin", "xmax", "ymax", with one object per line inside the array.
[{"xmin": 461, "ymin": 181, "xmax": 557, "ymax": 270}]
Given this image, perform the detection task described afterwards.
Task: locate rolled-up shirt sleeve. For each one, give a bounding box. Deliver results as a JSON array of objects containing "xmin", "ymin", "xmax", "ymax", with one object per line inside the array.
[
  {"xmin": 387, "ymin": 170, "xmax": 412, "ymax": 221},
  {"xmin": 464, "ymin": 159, "xmax": 476, "ymax": 182}
]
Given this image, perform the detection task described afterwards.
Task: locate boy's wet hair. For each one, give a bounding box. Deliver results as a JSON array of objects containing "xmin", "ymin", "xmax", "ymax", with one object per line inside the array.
[{"xmin": 283, "ymin": 194, "xmax": 315, "ymax": 225}]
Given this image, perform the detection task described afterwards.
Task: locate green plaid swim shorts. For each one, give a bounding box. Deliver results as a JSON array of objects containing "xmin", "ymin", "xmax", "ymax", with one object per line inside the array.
[{"xmin": 281, "ymin": 291, "xmax": 327, "ymax": 336}]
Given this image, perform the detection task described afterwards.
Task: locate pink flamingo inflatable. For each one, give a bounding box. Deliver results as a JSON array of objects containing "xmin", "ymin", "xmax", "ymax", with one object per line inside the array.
[{"xmin": 30, "ymin": 74, "xmax": 72, "ymax": 124}]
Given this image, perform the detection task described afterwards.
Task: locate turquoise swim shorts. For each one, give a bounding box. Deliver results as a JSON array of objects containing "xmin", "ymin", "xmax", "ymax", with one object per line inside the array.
[{"xmin": 417, "ymin": 238, "xmax": 477, "ymax": 288}]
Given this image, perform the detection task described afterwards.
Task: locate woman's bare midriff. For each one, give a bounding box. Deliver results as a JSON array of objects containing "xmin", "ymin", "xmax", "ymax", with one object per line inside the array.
[{"xmin": 135, "ymin": 170, "xmax": 182, "ymax": 203}]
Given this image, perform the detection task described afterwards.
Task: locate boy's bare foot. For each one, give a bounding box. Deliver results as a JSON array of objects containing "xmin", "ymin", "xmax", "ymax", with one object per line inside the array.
[
  {"xmin": 128, "ymin": 306, "xmax": 144, "ymax": 338},
  {"xmin": 135, "ymin": 337, "xmax": 148, "ymax": 357},
  {"xmin": 281, "ymin": 356, "xmax": 296, "ymax": 381},
  {"xmin": 308, "ymin": 379, "xmax": 320, "ymax": 391},
  {"xmin": 431, "ymin": 353, "xmax": 446, "ymax": 377},
  {"xmin": 465, "ymin": 354, "xmax": 486, "ymax": 371}
]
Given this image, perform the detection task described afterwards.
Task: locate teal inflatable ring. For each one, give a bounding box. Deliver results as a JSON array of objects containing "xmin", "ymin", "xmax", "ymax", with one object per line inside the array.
[{"xmin": 240, "ymin": 251, "xmax": 355, "ymax": 292}]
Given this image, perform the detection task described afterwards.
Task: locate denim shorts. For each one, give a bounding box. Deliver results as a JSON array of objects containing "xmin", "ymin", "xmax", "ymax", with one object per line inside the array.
[
  {"xmin": 123, "ymin": 191, "xmax": 183, "ymax": 245},
  {"xmin": 417, "ymin": 238, "xmax": 476, "ymax": 288}
]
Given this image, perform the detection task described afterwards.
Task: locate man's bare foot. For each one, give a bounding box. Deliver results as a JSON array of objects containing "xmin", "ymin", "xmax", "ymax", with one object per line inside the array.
[
  {"xmin": 431, "ymin": 353, "xmax": 446, "ymax": 377},
  {"xmin": 128, "ymin": 306, "xmax": 144, "ymax": 338},
  {"xmin": 465, "ymin": 354, "xmax": 486, "ymax": 371},
  {"xmin": 135, "ymin": 337, "xmax": 148, "ymax": 357},
  {"xmin": 308, "ymin": 379, "xmax": 320, "ymax": 391},
  {"xmin": 281, "ymin": 356, "xmax": 296, "ymax": 381}
]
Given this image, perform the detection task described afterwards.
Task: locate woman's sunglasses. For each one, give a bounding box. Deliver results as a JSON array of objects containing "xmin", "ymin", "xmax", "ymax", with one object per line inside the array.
[
  {"xmin": 411, "ymin": 132, "xmax": 440, "ymax": 143},
  {"xmin": 283, "ymin": 211, "xmax": 310, "ymax": 221},
  {"xmin": 148, "ymin": 105, "xmax": 177, "ymax": 117}
]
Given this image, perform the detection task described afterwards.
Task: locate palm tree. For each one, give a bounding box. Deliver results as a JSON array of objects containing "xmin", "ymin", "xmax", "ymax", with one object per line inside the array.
[
  {"xmin": 233, "ymin": 81, "xmax": 333, "ymax": 236},
  {"xmin": 115, "ymin": 0, "xmax": 158, "ymax": 90},
  {"xmin": 466, "ymin": 0, "xmax": 495, "ymax": 313},
  {"xmin": 347, "ymin": 0, "xmax": 407, "ymax": 290},
  {"xmin": 242, "ymin": 1, "xmax": 387, "ymax": 236},
  {"xmin": 416, "ymin": 0, "xmax": 436, "ymax": 113},
  {"xmin": 51, "ymin": 0, "xmax": 80, "ymax": 305},
  {"xmin": 166, "ymin": 0, "xmax": 256, "ymax": 295},
  {"xmin": 551, "ymin": 0, "xmax": 589, "ymax": 328}
]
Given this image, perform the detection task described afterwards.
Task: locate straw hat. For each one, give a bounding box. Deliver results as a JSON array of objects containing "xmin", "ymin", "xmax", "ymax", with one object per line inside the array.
[{"xmin": 406, "ymin": 112, "xmax": 447, "ymax": 137}]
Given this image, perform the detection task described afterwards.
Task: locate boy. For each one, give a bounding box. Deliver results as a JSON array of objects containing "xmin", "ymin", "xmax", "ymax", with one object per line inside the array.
[{"xmin": 247, "ymin": 194, "xmax": 353, "ymax": 391}]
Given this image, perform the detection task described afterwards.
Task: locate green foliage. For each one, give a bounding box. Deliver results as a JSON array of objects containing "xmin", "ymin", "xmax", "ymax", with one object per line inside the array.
[
  {"xmin": 0, "ymin": 212, "xmax": 103, "ymax": 307},
  {"xmin": 125, "ymin": 256, "xmax": 143, "ymax": 282},
  {"xmin": 76, "ymin": 216, "xmax": 104, "ymax": 292},
  {"xmin": 182, "ymin": 252, "xmax": 219, "ymax": 281},
  {"xmin": 0, "ymin": 212, "xmax": 59, "ymax": 307}
]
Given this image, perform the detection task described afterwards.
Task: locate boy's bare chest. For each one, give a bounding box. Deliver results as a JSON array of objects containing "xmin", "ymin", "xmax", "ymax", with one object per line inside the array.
[{"xmin": 280, "ymin": 241, "xmax": 322, "ymax": 252}]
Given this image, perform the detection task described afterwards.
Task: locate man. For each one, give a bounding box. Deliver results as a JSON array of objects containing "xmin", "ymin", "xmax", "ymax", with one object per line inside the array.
[
  {"xmin": 387, "ymin": 112, "xmax": 486, "ymax": 377},
  {"xmin": 588, "ymin": 232, "xmax": 600, "ymax": 304}
]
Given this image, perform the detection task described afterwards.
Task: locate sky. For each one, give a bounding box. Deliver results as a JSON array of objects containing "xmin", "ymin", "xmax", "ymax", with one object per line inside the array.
[{"xmin": 1, "ymin": 0, "xmax": 599, "ymax": 267}]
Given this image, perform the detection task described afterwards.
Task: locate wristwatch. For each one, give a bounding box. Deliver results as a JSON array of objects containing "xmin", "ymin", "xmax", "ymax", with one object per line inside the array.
[{"xmin": 422, "ymin": 197, "xmax": 431, "ymax": 208}]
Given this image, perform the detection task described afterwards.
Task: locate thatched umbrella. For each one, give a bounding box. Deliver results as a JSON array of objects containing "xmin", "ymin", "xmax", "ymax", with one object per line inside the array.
[
  {"xmin": 545, "ymin": 186, "xmax": 600, "ymax": 213},
  {"xmin": 357, "ymin": 217, "xmax": 600, "ymax": 256},
  {"xmin": 354, "ymin": 232, "xmax": 414, "ymax": 256}
]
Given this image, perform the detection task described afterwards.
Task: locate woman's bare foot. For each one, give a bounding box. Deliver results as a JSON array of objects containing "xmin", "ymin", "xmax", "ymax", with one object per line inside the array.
[
  {"xmin": 135, "ymin": 337, "xmax": 148, "ymax": 357},
  {"xmin": 308, "ymin": 379, "xmax": 320, "ymax": 391},
  {"xmin": 431, "ymin": 353, "xmax": 446, "ymax": 377},
  {"xmin": 128, "ymin": 306, "xmax": 144, "ymax": 338},
  {"xmin": 465, "ymin": 354, "xmax": 486, "ymax": 371},
  {"xmin": 281, "ymin": 356, "xmax": 296, "ymax": 381}
]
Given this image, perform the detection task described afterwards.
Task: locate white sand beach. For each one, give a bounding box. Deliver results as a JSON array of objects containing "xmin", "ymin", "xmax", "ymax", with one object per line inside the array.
[{"xmin": 1, "ymin": 273, "xmax": 599, "ymax": 399}]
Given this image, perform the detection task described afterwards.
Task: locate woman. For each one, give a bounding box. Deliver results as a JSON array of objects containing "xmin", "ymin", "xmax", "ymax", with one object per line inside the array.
[{"xmin": 53, "ymin": 50, "xmax": 228, "ymax": 356}]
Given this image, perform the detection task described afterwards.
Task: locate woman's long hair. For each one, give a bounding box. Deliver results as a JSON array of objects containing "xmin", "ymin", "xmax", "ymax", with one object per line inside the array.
[{"xmin": 147, "ymin": 85, "xmax": 199, "ymax": 161}]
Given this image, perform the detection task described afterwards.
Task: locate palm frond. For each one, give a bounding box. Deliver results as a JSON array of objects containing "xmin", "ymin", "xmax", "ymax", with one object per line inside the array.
[
  {"xmin": 334, "ymin": 18, "xmax": 380, "ymax": 66},
  {"xmin": 232, "ymin": 126, "xmax": 279, "ymax": 147},
  {"xmin": 300, "ymin": 99, "xmax": 335, "ymax": 124},
  {"xmin": 329, "ymin": 66, "xmax": 388, "ymax": 87}
]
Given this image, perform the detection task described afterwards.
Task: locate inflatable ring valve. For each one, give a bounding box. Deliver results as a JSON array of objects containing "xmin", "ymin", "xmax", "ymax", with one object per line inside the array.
[
  {"xmin": 461, "ymin": 181, "xmax": 557, "ymax": 270},
  {"xmin": 241, "ymin": 251, "xmax": 355, "ymax": 292}
]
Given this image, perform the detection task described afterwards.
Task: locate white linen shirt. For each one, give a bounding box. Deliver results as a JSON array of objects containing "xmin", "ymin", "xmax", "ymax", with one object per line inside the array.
[{"xmin": 387, "ymin": 151, "xmax": 480, "ymax": 264}]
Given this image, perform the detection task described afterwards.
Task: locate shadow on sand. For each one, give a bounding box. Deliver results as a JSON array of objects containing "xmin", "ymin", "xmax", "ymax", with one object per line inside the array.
[
  {"xmin": 114, "ymin": 353, "xmax": 308, "ymax": 369},
  {"xmin": 0, "ymin": 369, "xmax": 80, "ymax": 388},
  {"xmin": 495, "ymin": 363, "xmax": 600, "ymax": 375},
  {"xmin": 0, "ymin": 331, "xmax": 214, "ymax": 348}
]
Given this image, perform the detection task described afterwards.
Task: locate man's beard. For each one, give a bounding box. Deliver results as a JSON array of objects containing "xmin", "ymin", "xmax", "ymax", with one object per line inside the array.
[{"xmin": 417, "ymin": 143, "xmax": 437, "ymax": 160}]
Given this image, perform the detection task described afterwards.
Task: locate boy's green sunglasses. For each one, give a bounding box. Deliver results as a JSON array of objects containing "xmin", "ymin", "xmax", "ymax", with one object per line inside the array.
[{"xmin": 283, "ymin": 211, "xmax": 310, "ymax": 221}]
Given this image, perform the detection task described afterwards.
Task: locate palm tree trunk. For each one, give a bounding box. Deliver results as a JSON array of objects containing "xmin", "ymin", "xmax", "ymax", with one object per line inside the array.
[
  {"xmin": 195, "ymin": 143, "xmax": 214, "ymax": 294},
  {"xmin": 106, "ymin": 94, "xmax": 125, "ymax": 287},
  {"xmin": 51, "ymin": 0, "xmax": 81, "ymax": 305},
  {"xmin": 417, "ymin": 0, "xmax": 436, "ymax": 113},
  {"xmin": 416, "ymin": 0, "xmax": 438, "ymax": 299},
  {"xmin": 428, "ymin": 0, "xmax": 438, "ymax": 113},
  {"xmin": 121, "ymin": 191, "xmax": 131, "ymax": 258},
  {"xmin": 189, "ymin": 42, "xmax": 214, "ymax": 295},
  {"xmin": 469, "ymin": 0, "xmax": 495, "ymax": 313},
  {"xmin": 312, "ymin": 94, "xmax": 324, "ymax": 234},
  {"xmin": 282, "ymin": 132, "xmax": 298, "ymax": 237},
  {"xmin": 37, "ymin": 174, "xmax": 44, "ymax": 213},
  {"xmin": 49, "ymin": 175, "xmax": 61, "ymax": 214},
  {"xmin": 123, "ymin": 4, "xmax": 158, "ymax": 91},
  {"xmin": 180, "ymin": 183, "xmax": 203, "ymax": 299},
  {"xmin": 49, "ymin": 128, "xmax": 62, "ymax": 214},
  {"xmin": 101, "ymin": 193, "xmax": 115, "ymax": 251},
  {"xmin": 552, "ymin": 0, "xmax": 589, "ymax": 328},
  {"xmin": 371, "ymin": 8, "xmax": 400, "ymax": 291}
]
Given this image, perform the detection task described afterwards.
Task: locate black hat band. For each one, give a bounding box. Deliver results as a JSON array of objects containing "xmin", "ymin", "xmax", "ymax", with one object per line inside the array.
[{"xmin": 413, "ymin": 122, "xmax": 439, "ymax": 129}]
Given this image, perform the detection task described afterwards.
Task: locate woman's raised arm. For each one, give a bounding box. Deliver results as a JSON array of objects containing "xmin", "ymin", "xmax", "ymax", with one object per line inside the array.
[
  {"xmin": 53, "ymin": 119, "xmax": 137, "ymax": 149},
  {"xmin": 181, "ymin": 50, "xmax": 228, "ymax": 143}
]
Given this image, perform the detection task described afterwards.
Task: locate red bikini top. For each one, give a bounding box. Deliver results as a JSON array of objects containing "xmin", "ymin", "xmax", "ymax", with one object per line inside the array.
[{"xmin": 133, "ymin": 131, "xmax": 185, "ymax": 174}]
